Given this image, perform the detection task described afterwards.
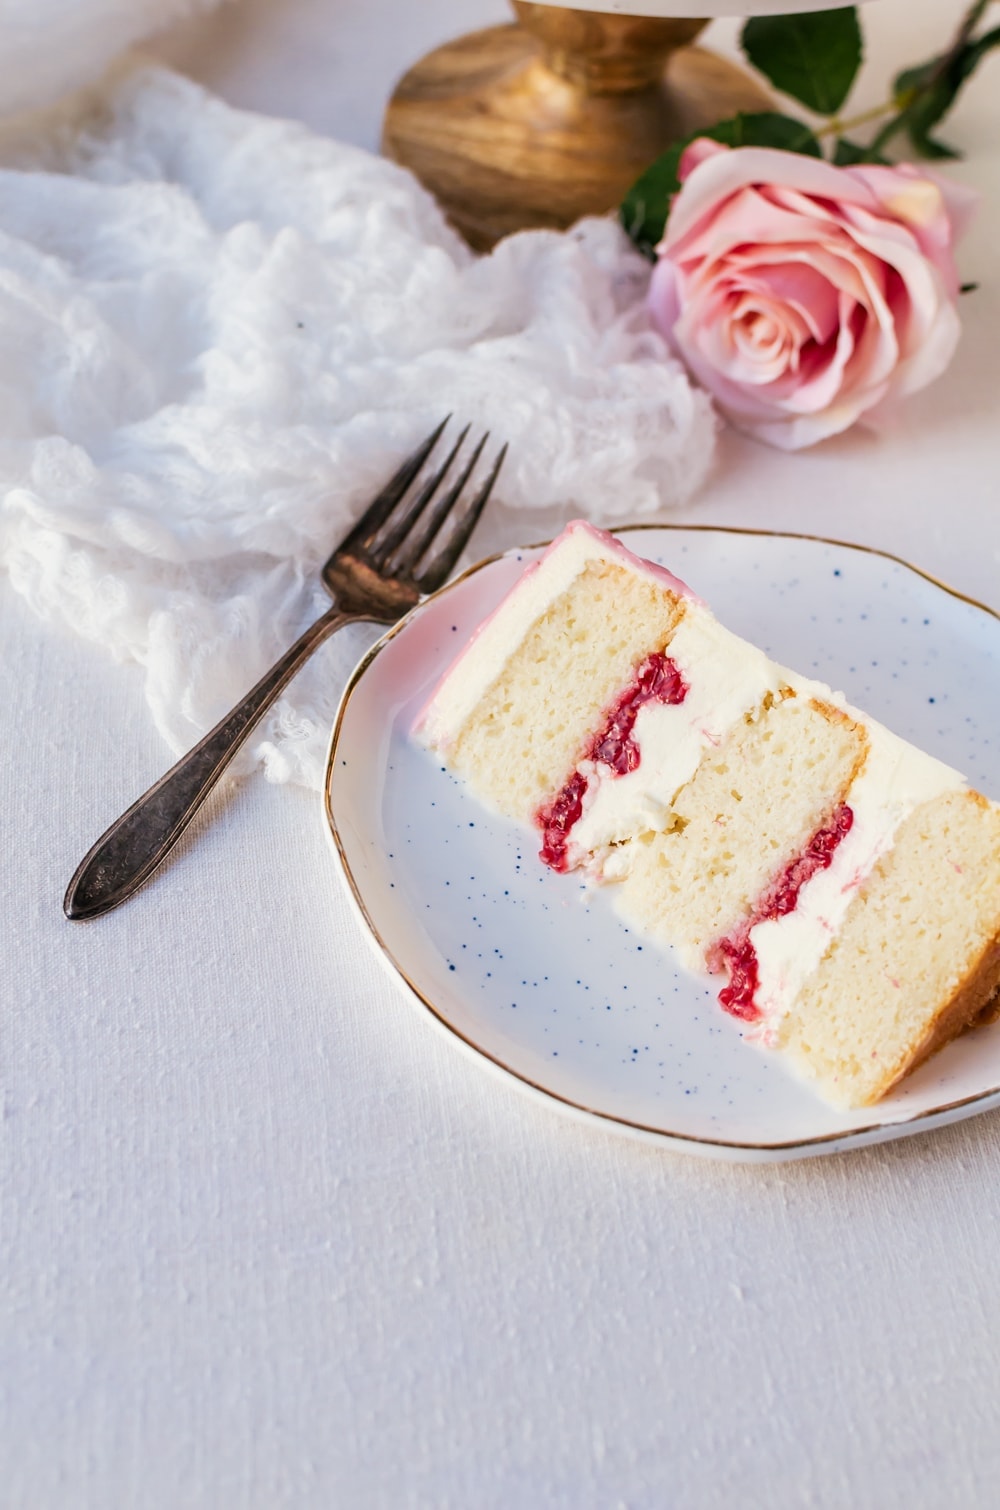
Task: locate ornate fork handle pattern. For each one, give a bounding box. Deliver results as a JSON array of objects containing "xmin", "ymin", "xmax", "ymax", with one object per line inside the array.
[{"xmin": 64, "ymin": 604, "xmax": 360, "ymax": 920}]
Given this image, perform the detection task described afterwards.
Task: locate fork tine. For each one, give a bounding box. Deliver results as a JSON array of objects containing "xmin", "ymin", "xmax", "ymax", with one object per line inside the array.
[
  {"xmin": 398, "ymin": 430, "xmax": 489, "ymax": 571},
  {"xmin": 339, "ymin": 417, "xmax": 450, "ymax": 553},
  {"xmin": 416, "ymin": 441, "xmax": 508, "ymax": 594},
  {"xmin": 376, "ymin": 424, "xmax": 470, "ymax": 559}
]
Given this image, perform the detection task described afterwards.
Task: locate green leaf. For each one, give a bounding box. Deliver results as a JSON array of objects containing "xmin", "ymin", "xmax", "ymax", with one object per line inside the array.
[
  {"xmin": 891, "ymin": 59, "xmax": 960, "ymax": 157},
  {"xmin": 888, "ymin": 26, "xmax": 1000, "ymax": 159},
  {"xmin": 742, "ymin": 9, "xmax": 863, "ymax": 115},
  {"xmin": 894, "ymin": 57, "xmax": 938, "ymax": 104},
  {"xmin": 620, "ymin": 113, "xmax": 822, "ymax": 260},
  {"xmin": 966, "ymin": 22, "xmax": 1000, "ymax": 70},
  {"xmin": 832, "ymin": 137, "xmax": 891, "ymax": 167},
  {"xmin": 620, "ymin": 144, "xmax": 688, "ymax": 260},
  {"xmin": 700, "ymin": 112, "xmax": 823, "ymax": 156}
]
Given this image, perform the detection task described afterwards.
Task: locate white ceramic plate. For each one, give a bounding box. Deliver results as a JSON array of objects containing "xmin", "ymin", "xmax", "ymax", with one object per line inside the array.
[{"xmin": 324, "ymin": 526, "xmax": 1000, "ymax": 1161}]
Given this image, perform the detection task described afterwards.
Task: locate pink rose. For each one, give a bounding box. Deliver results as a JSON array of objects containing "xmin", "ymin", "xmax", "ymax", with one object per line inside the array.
[{"xmin": 647, "ymin": 139, "xmax": 977, "ymax": 450}]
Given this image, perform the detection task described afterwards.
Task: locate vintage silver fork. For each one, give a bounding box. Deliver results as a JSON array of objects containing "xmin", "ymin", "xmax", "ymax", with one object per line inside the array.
[{"xmin": 64, "ymin": 419, "xmax": 506, "ymax": 921}]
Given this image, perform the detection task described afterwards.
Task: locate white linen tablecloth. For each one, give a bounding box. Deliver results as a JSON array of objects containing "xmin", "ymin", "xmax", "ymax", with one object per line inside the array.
[{"xmin": 5, "ymin": 2, "xmax": 1000, "ymax": 1506}]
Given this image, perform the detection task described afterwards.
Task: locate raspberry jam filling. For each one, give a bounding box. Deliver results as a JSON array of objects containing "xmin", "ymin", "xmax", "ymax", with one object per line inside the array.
[
  {"xmin": 537, "ymin": 652, "xmax": 688, "ymax": 871},
  {"xmin": 538, "ymin": 772, "xmax": 589, "ymax": 870},
  {"xmin": 717, "ymin": 803, "xmax": 854, "ymax": 1022}
]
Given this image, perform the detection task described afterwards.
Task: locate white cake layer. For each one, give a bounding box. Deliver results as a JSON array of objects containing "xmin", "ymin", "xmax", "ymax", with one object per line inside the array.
[
  {"xmin": 748, "ymin": 720, "xmax": 967, "ymax": 1039},
  {"xmin": 416, "ymin": 521, "xmax": 695, "ymax": 750}
]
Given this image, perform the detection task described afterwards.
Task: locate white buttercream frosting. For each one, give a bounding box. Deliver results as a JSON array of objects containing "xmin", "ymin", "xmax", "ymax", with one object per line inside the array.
[
  {"xmin": 569, "ymin": 607, "xmax": 784, "ymax": 867},
  {"xmin": 748, "ymin": 718, "xmax": 965, "ymax": 1036}
]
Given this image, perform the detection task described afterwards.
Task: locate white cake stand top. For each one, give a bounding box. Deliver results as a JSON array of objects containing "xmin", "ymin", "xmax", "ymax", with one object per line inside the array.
[{"xmin": 533, "ymin": 0, "xmax": 865, "ymax": 16}]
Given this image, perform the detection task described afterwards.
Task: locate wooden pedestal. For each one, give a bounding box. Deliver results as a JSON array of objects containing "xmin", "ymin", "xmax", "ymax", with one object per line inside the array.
[{"xmin": 382, "ymin": 8, "xmax": 770, "ymax": 250}]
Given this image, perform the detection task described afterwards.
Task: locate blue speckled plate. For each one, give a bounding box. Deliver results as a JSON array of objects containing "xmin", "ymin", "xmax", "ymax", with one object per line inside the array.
[{"xmin": 324, "ymin": 526, "xmax": 1000, "ymax": 1161}]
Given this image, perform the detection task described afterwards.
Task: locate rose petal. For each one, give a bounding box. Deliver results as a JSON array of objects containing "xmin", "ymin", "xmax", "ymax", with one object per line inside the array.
[
  {"xmin": 735, "ymin": 262, "xmax": 840, "ymax": 345},
  {"xmin": 678, "ymin": 137, "xmax": 730, "ymax": 183},
  {"xmin": 660, "ymin": 147, "xmax": 881, "ymax": 253},
  {"xmin": 646, "ymin": 142, "xmax": 967, "ymax": 451},
  {"xmin": 848, "ymin": 162, "xmax": 978, "ymax": 249}
]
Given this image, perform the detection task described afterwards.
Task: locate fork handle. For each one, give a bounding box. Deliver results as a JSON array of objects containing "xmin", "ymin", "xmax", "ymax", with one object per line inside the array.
[{"xmin": 64, "ymin": 602, "xmax": 361, "ymax": 920}]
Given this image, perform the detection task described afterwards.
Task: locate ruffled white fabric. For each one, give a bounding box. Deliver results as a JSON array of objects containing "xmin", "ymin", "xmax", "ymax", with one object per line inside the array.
[{"xmin": 0, "ymin": 67, "xmax": 716, "ymax": 790}]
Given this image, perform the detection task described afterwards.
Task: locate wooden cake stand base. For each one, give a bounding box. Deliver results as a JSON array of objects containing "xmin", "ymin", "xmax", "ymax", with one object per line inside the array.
[{"xmin": 381, "ymin": 5, "xmax": 770, "ymax": 251}]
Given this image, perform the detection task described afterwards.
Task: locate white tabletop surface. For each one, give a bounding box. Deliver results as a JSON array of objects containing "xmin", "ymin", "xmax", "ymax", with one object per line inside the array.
[{"xmin": 6, "ymin": 3, "xmax": 1000, "ymax": 1506}]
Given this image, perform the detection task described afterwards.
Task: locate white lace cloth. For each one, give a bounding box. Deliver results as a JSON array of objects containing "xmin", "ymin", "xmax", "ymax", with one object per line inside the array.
[{"xmin": 0, "ymin": 66, "xmax": 716, "ymax": 790}]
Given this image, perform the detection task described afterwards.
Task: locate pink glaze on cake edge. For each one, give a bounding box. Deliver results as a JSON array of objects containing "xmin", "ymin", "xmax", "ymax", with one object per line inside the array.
[
  {"xmin": 413, "ymin": 521, "xmax": 700, "ymax": 740},
  {"xmin": 560, "ymin": 521, "xmax": 702, "ymax": 604}
]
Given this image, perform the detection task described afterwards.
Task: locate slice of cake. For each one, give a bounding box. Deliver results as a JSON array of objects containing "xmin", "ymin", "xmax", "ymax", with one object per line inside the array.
[{"xmin": 416, "ymin": 521, "xmax": 1000, "ymax": 1109}]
